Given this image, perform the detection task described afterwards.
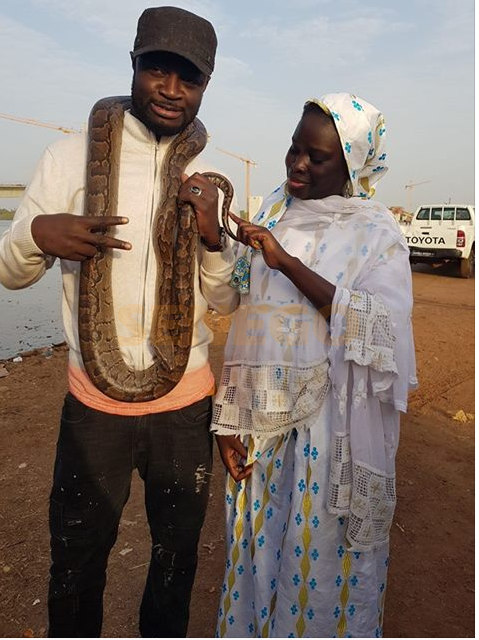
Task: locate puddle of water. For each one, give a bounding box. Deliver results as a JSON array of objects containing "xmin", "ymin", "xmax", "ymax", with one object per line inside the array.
[{"xmin": 0, "ymin": 220, "xmax": 63, "ymax": 359}]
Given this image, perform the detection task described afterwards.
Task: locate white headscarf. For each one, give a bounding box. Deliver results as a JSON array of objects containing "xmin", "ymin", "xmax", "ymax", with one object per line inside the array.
[
  {"xmin": 230, "ymin": 93, "xmax": 389, "ymax": 295},
  {"xmin": 306, "ymin": 93, "xmax": 388, "ymax": 198}
]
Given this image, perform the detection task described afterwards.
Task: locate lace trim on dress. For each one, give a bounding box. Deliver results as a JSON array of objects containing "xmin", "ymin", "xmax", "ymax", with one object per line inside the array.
[
  {"xmin": 344, "ymin": 290, "xmax": 398, "ymax": 373},
  {"xmin": 211, "ymin": 361, "xmax": 330, "ymax": 438},
  {"xmin": 327, "ymin": 433, "xmax": 396, "ymax": 550}
]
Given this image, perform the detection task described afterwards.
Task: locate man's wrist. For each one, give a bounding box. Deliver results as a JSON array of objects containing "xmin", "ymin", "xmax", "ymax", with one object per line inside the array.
[{"xmin": 201, "ymin": 227, "xmax": 227, "ymax": 252}]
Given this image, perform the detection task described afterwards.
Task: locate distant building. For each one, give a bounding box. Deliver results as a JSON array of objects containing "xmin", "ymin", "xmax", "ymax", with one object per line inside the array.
[
  {"xmin": 0, "ymin": 184, "xmax": 26, "ymax": 199},
  {"xmin": 390, "ymin": 206, "xmax": 413, "ymax": 223}
]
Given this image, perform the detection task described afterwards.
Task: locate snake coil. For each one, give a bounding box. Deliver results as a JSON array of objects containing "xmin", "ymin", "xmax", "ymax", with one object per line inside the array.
[{"xmin": 78, "ymin": 96, "xmax": 234, "ymax": 401}]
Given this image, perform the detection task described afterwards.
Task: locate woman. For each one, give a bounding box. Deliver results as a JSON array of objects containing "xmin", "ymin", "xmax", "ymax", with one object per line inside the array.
[{"xmin": 212, "ymin": 93, "xmax": 417, "ymax": 638}]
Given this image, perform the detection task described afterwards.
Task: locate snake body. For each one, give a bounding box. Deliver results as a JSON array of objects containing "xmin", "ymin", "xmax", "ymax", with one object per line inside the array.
[{"xmin": 78, "ymin": 96, "xmax": 234, "ymax": 402}]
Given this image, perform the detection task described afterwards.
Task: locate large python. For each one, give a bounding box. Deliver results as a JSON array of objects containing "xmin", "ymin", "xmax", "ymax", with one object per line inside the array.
[{"xmin": 79, "ymin": 96, "xmax": 236, "ymax": 402}]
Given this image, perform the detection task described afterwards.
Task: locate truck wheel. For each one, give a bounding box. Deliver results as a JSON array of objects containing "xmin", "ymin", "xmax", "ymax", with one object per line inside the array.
[{"xmin": 459, "ymin": 245, "xmax": 475, "ymax": 279}]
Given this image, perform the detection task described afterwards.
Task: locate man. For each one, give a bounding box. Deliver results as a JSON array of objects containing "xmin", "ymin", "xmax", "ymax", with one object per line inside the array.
[{"xmin": 0, "ymin": 6, "xmax": 238, "ymax": 637}]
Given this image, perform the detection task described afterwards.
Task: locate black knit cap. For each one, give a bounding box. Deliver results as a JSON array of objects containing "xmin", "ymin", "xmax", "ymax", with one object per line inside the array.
[{"xmin": 131, "ymin": 6, "xmax": 217, "ymax": 76}]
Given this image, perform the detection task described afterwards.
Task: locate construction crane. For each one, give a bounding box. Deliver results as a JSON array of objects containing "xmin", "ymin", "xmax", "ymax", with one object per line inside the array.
[
  {"xmin": 404, "ymin": 180, "xmax": 431, "ymax": 213},
  {"xmin": 0, "ymin": 112, "xmax": 81, "ymax": 135},
  {"xmin": 0, "ymin": 113, "xmax": 81, "ymax": 199},
  {"xmin": 216, "ymin": 147, "xmax": 257, "ymax": 216}
]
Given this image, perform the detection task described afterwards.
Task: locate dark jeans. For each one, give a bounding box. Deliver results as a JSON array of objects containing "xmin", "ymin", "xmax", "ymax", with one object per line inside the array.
[{"xmin": 48, "ymin": 392, "xmax": 213, "ymax": 638}]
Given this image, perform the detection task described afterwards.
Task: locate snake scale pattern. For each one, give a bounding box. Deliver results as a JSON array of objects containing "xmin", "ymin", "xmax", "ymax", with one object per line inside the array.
[{"xmin": 79, "ymin": 96, "xmax": 234, "ymax": 402}]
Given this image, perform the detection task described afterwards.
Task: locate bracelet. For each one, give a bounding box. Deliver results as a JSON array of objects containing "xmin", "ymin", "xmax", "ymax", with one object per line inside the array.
[{"xmin": 201, "ymin": 227, "xmax": 227, "ymax": 252}]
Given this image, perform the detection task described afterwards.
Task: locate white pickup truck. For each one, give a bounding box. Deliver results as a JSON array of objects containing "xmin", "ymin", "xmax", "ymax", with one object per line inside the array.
[{"xmin": 403, "ymin": 204, "xmax": 475, "ymax": 278}]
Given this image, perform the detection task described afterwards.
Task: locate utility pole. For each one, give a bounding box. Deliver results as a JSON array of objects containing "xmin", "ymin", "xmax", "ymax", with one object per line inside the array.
[
  {"xmin": 216, "ymin": 147, "xmax": 257, "ymax": 218},
  {"xmin": 404, "ymin": 180, "xmax": 431, "ymax": 213}
]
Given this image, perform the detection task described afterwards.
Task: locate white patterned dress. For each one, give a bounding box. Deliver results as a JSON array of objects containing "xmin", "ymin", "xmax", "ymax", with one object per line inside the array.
[
  {"xmin": 216, "ymin": 414, "xmax": 389, "ymax": 638},
  {"xmin": 212, "ymin": 195, "xmax": 417, "ymax": 638}
]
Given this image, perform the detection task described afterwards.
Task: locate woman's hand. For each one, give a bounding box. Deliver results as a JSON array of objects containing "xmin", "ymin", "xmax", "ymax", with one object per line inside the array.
[
  {"xmin": 215, "ymin": 434, "xmax": 253, "ymax": 482},
  {"xmin": 230, "ymin": 212, "xmax": 336, "ymax": 313},
  {"xmin": 228, "ymin": 212, "xmax": 292, "ymax": 271}
]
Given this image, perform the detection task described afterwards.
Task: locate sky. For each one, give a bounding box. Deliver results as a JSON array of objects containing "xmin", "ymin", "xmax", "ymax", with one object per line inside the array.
[{"xmin": 0, "ymin": 0, "xmax": 474, "ymax": 213}]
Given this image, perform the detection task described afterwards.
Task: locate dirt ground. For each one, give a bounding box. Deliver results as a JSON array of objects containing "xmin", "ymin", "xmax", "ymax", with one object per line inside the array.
[{"xmin": 0, "ymin": 263, "xmax": 474, "ymax": 638}]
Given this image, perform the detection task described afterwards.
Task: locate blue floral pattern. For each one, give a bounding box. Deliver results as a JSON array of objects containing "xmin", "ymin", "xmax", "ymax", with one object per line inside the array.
[{"xmin": 216, "ymin": 420, "xmax": 389, "ymax": 638}]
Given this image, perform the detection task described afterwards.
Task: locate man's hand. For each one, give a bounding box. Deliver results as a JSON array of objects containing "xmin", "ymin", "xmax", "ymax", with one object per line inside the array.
[
  {"xmin": 215, "ymin": 434, "xmax": 253, "ymax": 482},
  {"xmin": 31, "ymin": 214, "xmax": 131, "ymax": 261},
  {"xmin": 229, "ymin": 212, "xmax": 292, "ymax": 271},
  {"xmin": 179, "ymin": 173, "xmax": 221, "ymax": 247}
]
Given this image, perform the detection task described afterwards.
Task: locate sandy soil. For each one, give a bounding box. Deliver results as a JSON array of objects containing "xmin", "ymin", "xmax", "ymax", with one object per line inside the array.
[{"xmin": 0, "ymin": 263, "xmax": 474, "ymax": 638}]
